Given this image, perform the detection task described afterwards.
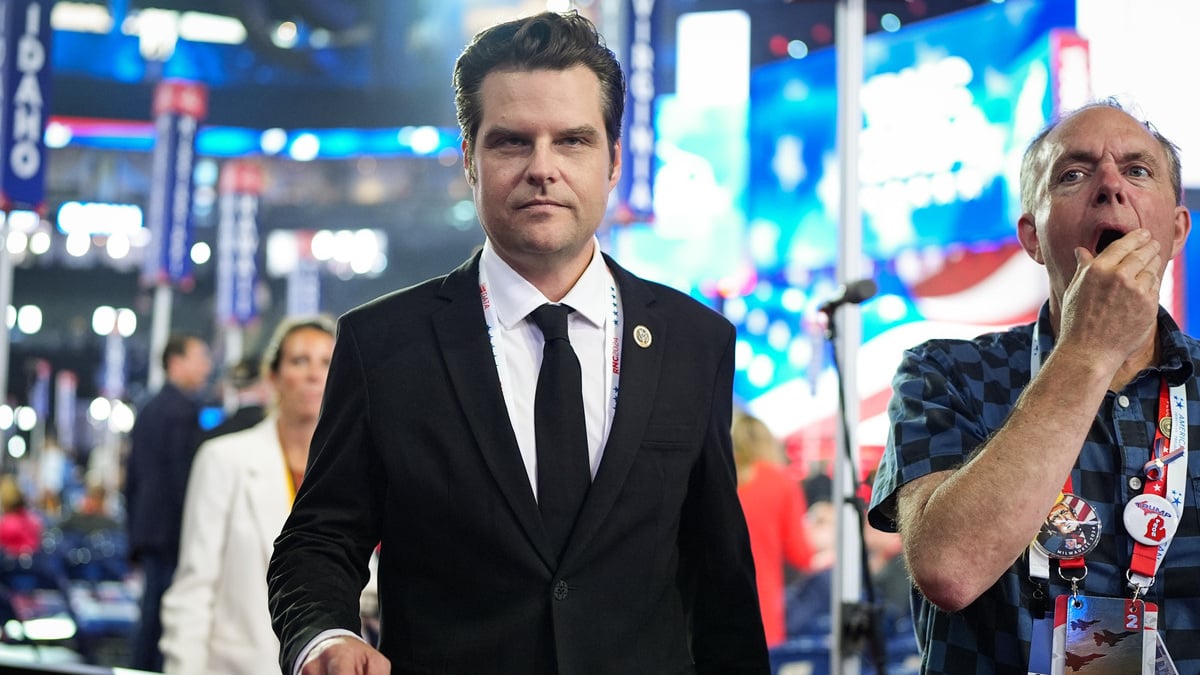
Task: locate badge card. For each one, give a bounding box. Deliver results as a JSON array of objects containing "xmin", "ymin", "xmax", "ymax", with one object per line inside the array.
[
  {"xmin": 1051, "ymin": 595, "xmax": 1154, "ymax": 674},
  {"xmin": 1149, "ymin": 604, "xmax": 1179, "ymax": 675}
]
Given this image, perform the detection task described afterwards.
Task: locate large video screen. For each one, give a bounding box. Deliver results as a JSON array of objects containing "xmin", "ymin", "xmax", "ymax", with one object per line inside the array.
[{"xmin": 615, "ymin": 0, "xmax": 1079, "ymax": 466}]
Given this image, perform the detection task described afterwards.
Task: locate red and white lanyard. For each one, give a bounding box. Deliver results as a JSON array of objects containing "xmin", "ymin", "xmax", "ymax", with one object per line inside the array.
[
  {"xmin": 1027, "ymin": 324, "xmax": 1188, "ymax": 595},
  {"xmin": 1125, "ymin": 379, "xmax": 1188, "ymax": 595}
]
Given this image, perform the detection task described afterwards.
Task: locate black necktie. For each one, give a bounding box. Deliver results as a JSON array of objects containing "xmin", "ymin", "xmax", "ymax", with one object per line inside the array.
[{"xmin": 529, "ymin": 303, "xmax": 590, "ymax": 558}]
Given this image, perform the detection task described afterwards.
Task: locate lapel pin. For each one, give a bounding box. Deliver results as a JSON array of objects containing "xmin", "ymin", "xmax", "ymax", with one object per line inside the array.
[{"xmin": 633, "ymin": 325, "xmax": 652, "ymax": 348}]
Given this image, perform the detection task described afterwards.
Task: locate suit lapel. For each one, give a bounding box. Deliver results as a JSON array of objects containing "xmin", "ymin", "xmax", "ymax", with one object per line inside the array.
[
  {"xmin": 562, "ymin": 257, "xmax": 664, "ymax": 567},
  {"xmin": 432, "ymin": 255, "xmax": 557, "ymax": 570},
  {"xmin": 242, "ymin": 420, "xmax": 292, "ymax": 562}
]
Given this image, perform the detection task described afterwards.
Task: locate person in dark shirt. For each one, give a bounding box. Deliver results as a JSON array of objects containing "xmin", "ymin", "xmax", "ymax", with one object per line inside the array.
[
  {"xmin": 58, "ymin": 482, "xmax": 120, "ymax": 537},
  {"xmin": 869, "ymin": 100, "xmax": 1199, "ymax": 673},
  {"xmin": 123, "ymin": 333, "xmax": 212, "ymax": 672}
]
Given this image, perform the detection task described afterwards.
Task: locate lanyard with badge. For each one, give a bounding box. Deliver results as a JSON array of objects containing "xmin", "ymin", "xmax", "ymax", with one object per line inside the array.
[{"xmin": 1025, "ymin": 321, "xmax": 1184, "ymax": 675}]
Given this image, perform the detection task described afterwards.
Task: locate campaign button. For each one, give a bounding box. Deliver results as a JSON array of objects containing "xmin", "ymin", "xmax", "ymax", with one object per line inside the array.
[
  {"xmin": 1032, "ymin": 493, "xmax": 1101, "ymax": 559},
  {"xmin": 1123, "ymin": 493, "xmax": 1179, "ymax": 547}
]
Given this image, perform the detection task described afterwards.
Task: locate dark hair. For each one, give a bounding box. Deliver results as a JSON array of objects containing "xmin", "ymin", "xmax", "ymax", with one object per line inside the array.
[
  {"xmin": 802, "ymin": 473, "xmax": 833, "ymax": 508},
  {"xmin": 1020, "ymin": 98, "xmax": 1183, "ymax": 214},
  {"xmin": 227, "ymin": 355, "xmax": 261, "ymax": 389},
  {"xmin": 453, "ymin": 10, "xmax": 625, "ymax": 181},
  {"xmin": 260, "ymin": 315, "xmax": 336, "ymax": 378},
  {"xmin": 161, "ymin": 333, "xmax": 202, "ymax": 372}
]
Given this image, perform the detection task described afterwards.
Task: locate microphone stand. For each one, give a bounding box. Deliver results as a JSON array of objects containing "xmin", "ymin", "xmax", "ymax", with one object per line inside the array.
[{"xmin": 824, "ymin": 307, "xmax": 888, "ymax": 675}]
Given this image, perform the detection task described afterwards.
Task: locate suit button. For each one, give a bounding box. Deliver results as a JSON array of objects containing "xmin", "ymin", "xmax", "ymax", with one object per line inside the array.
[{"xmin": 553, "ymin": 580, "xmax": 569, "ymax": 601}]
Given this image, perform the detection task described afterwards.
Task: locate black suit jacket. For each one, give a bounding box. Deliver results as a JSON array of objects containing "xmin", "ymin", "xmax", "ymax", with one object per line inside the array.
[
  {"xmin": 268, "ymin": 253, "xmax": 768, "ymax": 674},
  {"xmin": 124, "ymin": 382, "xmax": 202, "ymax": 560}
]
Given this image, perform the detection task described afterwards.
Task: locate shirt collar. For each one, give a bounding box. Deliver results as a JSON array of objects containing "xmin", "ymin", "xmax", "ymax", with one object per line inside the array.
[
  {"xmin": 1155, "ymin": 308, "xmax": 1194, "ymax": 386},
  {"xmin": 480, "ymin": 238, "xmax": 609, "ymax": 331}
]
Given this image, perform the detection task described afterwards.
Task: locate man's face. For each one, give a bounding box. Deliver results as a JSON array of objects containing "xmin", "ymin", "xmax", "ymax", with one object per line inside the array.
[
  {"xmin": 175, "ymin": 338, "xmax": 212, "ymax": 393},
  {"xmin": 465, "ymin": 65, "xmax": 621, "ymax": 278},
  {"xmin": 1018, "ymin": 106, "xmax": 1190, "ymax": 300},
  {"xmin": 1048, "ymin": 503, "xmax": 1078, "ymax": 534}
]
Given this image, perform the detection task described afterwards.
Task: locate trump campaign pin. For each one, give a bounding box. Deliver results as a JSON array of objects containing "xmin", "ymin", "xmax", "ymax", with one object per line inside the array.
[
  {"xmin": 1033, "ymin": 494, "xmax": 1102, "ymax": 559},
  {"xmin": 1123, "ymin": 493, "xmax": 1179, "ymax": 547}
]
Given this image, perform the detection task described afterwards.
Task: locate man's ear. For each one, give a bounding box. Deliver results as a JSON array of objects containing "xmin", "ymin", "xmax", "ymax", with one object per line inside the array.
[
  {"xmin": 1016, "ymin": 213, "xmax": 1044, "ymax": 264},
  {"xmin": 1170, "ymin": 205, "xmax": 1192, "ymax": 259},
  {"xmin": 462, "ymin": 139, "xmax": 475, "ymax": 185},
  {"xmin": 608, "ymin": 139, "xmax": 622, "ymax": 188}
]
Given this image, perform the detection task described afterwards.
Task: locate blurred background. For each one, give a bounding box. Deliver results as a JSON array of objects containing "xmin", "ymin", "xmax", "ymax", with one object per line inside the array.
[{"xmin": 18, "ymin": 0, "xmax": 1200, "ymax": 478}]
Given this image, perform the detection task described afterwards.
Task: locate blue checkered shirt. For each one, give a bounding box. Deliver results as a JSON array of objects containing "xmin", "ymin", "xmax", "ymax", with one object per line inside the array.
[{"xmin": 868, "ymin": 303, "xmax": 1200, "ymax": 674}]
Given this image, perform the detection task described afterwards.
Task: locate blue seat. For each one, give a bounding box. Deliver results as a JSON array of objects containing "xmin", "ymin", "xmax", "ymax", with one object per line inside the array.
[
  {"xmin": 0, "ymin": 549, "xmax": 70, "ymax": 596},
  {"xmin": 0, "ymin": 548, "xmax": 79, "ymax": 644},
  {"xmin": 63, "ymin": 529, "xmax": 129, "ymax": 584},
  {"xmin": 47, "ymin": 528, "xmax": 137, "ymax": 664}
]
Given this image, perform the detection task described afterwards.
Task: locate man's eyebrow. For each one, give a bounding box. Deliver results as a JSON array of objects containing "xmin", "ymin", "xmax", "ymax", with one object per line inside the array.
[
  {"xmin": 1052, "ymin": 149, "xmax": 1098, "ymax": 168},
  {"xmin": 1119, "ymin": 150, "xmax": 1161, "ymax": 167},
  {"xmin": 481, "ymin": 126, "xmax": 523, "ymax": 142},
  {"xmin": 560, "ymin": 125, "xmax": 600, "ymax": 138}
]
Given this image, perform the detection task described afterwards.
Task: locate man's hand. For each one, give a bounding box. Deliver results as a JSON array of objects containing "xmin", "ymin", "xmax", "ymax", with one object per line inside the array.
[
  {"xmin": 300, "ymin": 636, "xmax": 391, "ymax": 675},
  {"xmin": 1060, "ymin": 228, "xmax": 1162, "ymax": 369}
]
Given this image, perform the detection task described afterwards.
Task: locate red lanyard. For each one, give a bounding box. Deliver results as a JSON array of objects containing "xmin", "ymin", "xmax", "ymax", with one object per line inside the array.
[
  {"xmin": 1129, "ymin": 380, "xmax": 1173, "ymax": 581},
  {"xmin": 1057, "ymin": 473, "xmax": 1086, "ymax": 571}
]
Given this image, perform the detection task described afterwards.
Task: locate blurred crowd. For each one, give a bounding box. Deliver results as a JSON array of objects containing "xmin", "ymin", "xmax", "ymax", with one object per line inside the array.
[
  {"xmin": 732, "ymin": 411, "xmax": 918, "ymax": 670},
  {"xmin": 0, "ymin": 316, "xmax": 380, "ymax": 672}
]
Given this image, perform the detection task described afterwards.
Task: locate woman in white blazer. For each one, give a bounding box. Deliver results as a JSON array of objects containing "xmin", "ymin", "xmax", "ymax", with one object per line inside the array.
[{"xmin": 159, "ymin": 316, "xmax": 336, "ymax": 675}]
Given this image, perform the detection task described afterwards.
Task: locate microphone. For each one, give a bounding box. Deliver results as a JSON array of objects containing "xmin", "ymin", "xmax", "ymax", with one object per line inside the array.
[{"xmin": 818, "ymin": 278, "xmax": 878, "ymax": 314}]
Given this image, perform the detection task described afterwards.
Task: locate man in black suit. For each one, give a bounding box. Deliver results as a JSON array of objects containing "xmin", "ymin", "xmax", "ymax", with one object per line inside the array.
[
  {"xmin": 268, "ymin": 11, "xmax": 768, "ymax": 675},
  {"xmin": 123, "ymin": 333, "xmax": 212, "ymax": 671}
]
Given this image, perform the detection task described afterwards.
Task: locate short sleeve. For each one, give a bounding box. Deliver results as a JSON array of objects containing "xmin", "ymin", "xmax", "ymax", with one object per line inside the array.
[{"xmin": 868, "ymin": 340, "xmax": 997, "ymax": 531}]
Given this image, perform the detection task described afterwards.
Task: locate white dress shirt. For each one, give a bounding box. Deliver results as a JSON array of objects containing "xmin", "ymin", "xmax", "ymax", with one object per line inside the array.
[{"xmin": 480, "ymin": 237, "xmax": 621, "ymax": 497}]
